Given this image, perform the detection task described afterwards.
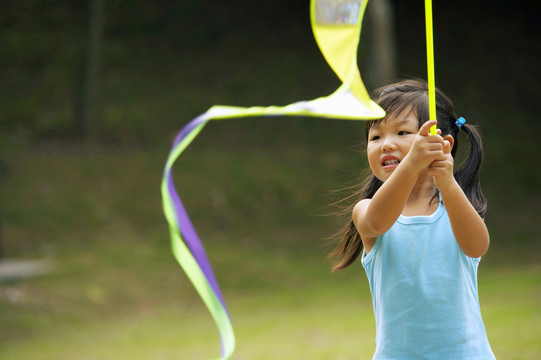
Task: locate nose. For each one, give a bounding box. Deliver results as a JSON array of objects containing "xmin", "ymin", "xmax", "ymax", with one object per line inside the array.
[{"xmin": 381, "ymin": 137, "xmax": 397, "ymax": 152}]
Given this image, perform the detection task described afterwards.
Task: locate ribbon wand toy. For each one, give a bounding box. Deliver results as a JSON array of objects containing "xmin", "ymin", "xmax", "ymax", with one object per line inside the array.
[{"xmin": 161, "ymin": 1, "xmax": 385, "ymax": 359}]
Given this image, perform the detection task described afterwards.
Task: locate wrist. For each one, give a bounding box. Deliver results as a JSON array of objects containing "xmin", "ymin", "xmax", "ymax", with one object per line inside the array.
[
  {"xmin": 401, "ymin": 153, "xmax": 424, "ymax": 175},
  {"xmin": 437, "ymin": 177, "xmax": 459, "ymax": 195}
]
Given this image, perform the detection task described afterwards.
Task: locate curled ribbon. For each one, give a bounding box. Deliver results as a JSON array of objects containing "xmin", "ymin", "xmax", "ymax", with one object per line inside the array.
[{"xmin": 161, "ymin": 1, "xmax": 386, "ymax": 358}]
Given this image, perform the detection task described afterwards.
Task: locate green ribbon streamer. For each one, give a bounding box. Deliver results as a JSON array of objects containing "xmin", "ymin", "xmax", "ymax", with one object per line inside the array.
[{"xmin": 161, "ymin": 1, "xmax": 387, "ymax": 358}]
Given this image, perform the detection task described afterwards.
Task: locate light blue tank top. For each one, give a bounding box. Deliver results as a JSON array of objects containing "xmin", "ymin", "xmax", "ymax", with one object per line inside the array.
[{"xmin": 361, "ymin": 199, "xmax": 495, "ymax": 359}]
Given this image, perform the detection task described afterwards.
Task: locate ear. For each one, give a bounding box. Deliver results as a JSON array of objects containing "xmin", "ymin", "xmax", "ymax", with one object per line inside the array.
[{"xmin": 442, "ymin": 134, "xmax": 454, "ymax": 154}]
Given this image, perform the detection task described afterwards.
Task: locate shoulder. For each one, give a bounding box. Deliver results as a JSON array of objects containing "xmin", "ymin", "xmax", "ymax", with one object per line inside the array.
[
  {"xmin": 352, "ymin": 199, "xmax": 370, "ymax": 219},
  {"xmin": 352, "ymin": 199, "xmax": 371, "ymax": 231},
  {"xmin": 352, "ymin": 199, "xmax": 377, "ymax": 253}
]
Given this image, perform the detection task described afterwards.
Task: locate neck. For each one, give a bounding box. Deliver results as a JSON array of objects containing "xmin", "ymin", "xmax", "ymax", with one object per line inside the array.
[
  {"xmin": 410, "ymin": 174, "xmax": 436, "ymax": 200},
  {"xmin": 402, "ymin": 173, "xmax": 438, "ymax": 216}
]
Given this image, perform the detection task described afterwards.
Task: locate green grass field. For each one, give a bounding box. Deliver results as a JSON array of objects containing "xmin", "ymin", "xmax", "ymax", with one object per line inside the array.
[{"xmin": 1, "ymin": 136, "xmax": 540, "ymax": 359}]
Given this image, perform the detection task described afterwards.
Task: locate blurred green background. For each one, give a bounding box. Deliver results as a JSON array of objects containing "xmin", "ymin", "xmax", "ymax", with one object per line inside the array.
[{"xmin": 1, "ymin": 1, "xmax": 539, "ymax": 359}]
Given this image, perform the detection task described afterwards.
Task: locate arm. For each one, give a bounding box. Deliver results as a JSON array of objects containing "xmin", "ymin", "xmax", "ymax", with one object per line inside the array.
[
  {"xmin": 354, "ymin": 120, "xmax": 444, "ymax": 248},
  {"xmin": 354, "ymin": 157, "xmax": 419, "ymax": 239},
  {"xmin": 429, "ymin": 139, "xmax": 490, "ymax": 257}
]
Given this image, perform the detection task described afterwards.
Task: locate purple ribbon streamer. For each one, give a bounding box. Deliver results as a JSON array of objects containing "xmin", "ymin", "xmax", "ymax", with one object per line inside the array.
[{"xmin": 166, "ymin": 113, "xmax": 228, "ymax": 309}]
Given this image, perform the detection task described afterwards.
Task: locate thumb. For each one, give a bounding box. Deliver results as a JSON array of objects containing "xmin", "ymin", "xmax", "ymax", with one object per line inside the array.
[
  {"xmin": 443, "ymin": 140, "xmax": 451, "ymax": 154},
  {"xmin": 419, "ymin": 120, "xmax": 438, "ymax": 136}
]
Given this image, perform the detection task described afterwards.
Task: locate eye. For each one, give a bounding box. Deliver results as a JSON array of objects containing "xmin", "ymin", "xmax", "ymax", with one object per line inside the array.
[
  {"xmin": 370, "ymin": 135, "xmax": 380, "ymax": 141},
  {"xmin": 398, "ymin": 131, "xmax": 411, "ymax": 136}
]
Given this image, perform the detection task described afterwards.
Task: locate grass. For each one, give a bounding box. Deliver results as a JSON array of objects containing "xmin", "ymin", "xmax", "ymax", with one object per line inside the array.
[
  {"xmin": 1, "ymin": 244, "xmax": 540, "ymax": 360},
  {"xmin": 1, "ymin": 131, "xmax": 540, "ymax": 359}
]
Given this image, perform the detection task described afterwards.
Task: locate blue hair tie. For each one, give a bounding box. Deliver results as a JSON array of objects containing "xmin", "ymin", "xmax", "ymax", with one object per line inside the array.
[{"xmin": 455, "ymin": 117, "xmax": 466, "ymax": 129}]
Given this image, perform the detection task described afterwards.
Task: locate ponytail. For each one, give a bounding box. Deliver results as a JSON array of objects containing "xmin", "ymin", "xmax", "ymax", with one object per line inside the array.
[
  {"xmin": 329, "ymin": 174, "xmax": 382, "ymax": 272},
  {"xmin": 453, "ymin": 123, "xmax": 487, "ymax": 218}
]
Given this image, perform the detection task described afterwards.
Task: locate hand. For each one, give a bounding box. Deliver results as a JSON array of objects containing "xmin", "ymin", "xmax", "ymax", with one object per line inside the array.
[
  {"xmin": 402, "ymin": 120, "xmax": 445, "ymax": 174},
  {"xmin": 428, "ymin": 138, "xmax": 455, "ymax": 190}
]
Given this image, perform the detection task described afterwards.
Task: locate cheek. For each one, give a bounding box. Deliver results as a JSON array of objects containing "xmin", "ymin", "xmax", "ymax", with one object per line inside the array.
[
  {"xmin": 366, "ymin": 147, "xmax": 380, "ymax": 169},
  {"xmin": 399, "ymin": 137, "xmax": 415, "ymax": 151}
]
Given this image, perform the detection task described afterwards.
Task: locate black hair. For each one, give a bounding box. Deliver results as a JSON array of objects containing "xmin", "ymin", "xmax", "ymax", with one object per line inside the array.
[{"xmin": 329, "ymin": 79, "xmax": 487, "ymax": 271}]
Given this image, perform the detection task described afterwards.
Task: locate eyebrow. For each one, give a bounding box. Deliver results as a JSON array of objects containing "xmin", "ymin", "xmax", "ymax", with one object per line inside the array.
[
  {"xmin": 371, "ymin": 113, "xmax": 415, "ymax": 130},
  {"xmin": 397, "ymin": 116, "xmax": 414, "ymax": 125}
]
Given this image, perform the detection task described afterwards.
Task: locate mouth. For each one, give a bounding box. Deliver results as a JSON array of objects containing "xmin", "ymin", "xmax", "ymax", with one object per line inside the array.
[{"xmin": 381, "ymin": 155, "xmax": 400, "ymax": 168}]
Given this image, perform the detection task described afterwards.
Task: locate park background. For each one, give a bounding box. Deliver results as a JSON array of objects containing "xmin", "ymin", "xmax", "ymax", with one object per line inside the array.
[{"xmin": 1, "ymin": 0, "xmax": 539, "ymax": 359}]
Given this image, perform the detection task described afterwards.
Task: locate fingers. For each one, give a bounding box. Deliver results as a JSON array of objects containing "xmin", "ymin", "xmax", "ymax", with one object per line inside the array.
[
  {"xmin": 429, "ymin": 151, "xmax": 453, "ymax": 171},
  {"xmin": 418, "ymin": 120, "xmax": 438, "ymax": 136},
  {"xmin": 429, "ymin": 159, "xmax": 448, "ymax": 168},
  {"xmin": 409, "ymin": 121, "xmax": 450, "ymax": 172},
  {"xmin": 428, "ymin": 162, "xmax": 448, "ymax": 181}
]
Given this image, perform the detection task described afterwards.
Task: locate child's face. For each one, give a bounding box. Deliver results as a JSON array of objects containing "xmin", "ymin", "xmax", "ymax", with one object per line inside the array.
[{"xmin": 367, "ymin": 109, "xmax": 419, "ymax": 182}]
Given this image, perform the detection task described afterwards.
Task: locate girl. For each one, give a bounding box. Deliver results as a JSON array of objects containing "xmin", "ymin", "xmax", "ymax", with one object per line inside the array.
[{"xmin": 331, "ymin": 80, "xmax": 496, "ymax": 359}]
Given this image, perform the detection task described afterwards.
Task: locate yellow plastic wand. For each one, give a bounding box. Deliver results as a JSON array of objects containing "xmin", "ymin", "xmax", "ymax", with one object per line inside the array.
[{"xmin": 425, "ymin": 0, "xmax": 437, "ymax": 135}]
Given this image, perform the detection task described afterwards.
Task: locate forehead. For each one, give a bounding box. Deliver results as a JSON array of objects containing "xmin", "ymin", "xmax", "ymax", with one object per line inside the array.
[{"xmin": 369, "ymin": 108, "xmax": 418, "ymax": 131}]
